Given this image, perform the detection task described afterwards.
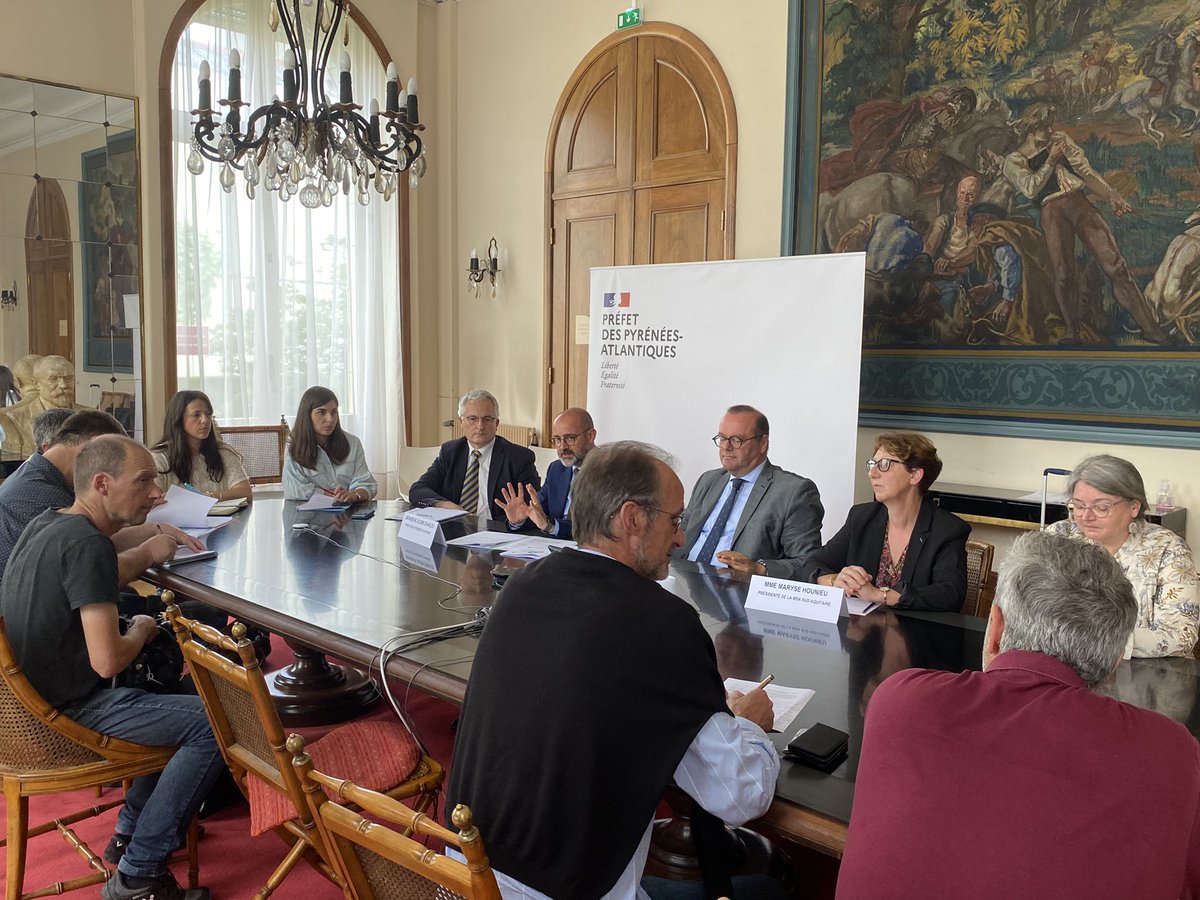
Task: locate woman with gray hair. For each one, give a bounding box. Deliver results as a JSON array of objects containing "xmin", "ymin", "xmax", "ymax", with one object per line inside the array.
[{"xmin": 1046, "ymin": 454, "xmax": 1198, "ymax": 657}]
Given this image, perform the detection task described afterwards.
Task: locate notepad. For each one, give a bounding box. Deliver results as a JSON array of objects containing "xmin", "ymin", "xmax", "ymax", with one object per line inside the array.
[
  {"xmin": 208, "ymin": 498, "xmax": 249, "ymax": 516},
  {"xmin": 723, "ymin": 678, "xmax": 815, "ymax": 732}
]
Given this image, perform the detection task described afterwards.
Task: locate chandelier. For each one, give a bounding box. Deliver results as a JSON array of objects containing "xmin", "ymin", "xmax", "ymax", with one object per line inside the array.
[{"xmin": 186, "ymin": 0, "xmax": 425, "ymax": 208}]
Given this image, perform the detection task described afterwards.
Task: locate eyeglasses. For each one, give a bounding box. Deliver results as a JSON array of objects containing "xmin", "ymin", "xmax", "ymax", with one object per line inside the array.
[
  {"xmin": 865, "ymin": 457, "xmax": 904, "ymax": 473},
  {"xmin": 462, "ymin": 415, "xmax": 497, "ymax": 426},
  {"xmin": 551, "ymin": 433, "xmax": 583, "ymax": 447},
  {"xmin": 1067, "ymin": 499, "xmax": 1128, "ymax": 518},
  {"xmin": 639, "ymin": 504, "xmax": 684, "ymax": 530},
  {"xmin": 712, "ymin": 434, "xmax": 762, "ymax": 449}
]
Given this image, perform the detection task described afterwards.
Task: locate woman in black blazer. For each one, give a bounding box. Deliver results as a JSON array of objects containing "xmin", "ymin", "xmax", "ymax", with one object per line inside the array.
[{"xmin": 804, "ymin": 432, "xmax": 968, "ymax": 612}]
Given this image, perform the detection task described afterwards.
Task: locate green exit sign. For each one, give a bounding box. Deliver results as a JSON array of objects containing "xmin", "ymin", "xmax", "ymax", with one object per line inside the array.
[{"xmin": 617, "ymin": 7, "xmax": 642, "ymax": 29}]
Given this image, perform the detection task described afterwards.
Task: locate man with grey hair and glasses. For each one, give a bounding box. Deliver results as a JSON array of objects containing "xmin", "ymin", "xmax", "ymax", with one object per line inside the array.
[
  {"xmin": 837, "ymin": 530, "xmax": 1200, "ymax": 899},
  {"xmin": 449, "ymin": 441, "xmax": 781, "ymax": 899},
  {"xmin": 408, "ymin": 388, "xmax": 539, "ymax": 520}
]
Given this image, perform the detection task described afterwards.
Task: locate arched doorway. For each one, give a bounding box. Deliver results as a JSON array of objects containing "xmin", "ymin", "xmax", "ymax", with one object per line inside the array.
[
  {"xmin": 543, "ymin": 23, "xmax": 737, "ymax": 431},
  {"xmin": 25, "ymin": 178, "xmax": 74, "ymax": 360}
]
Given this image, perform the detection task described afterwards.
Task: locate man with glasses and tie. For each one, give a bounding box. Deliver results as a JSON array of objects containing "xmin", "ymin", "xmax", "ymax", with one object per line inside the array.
[
  {"xmin": 677, "ymin": 405, "xmax": 823, "ymax": 580},
  {"xmin": 409, "ymin": 389, "xmax": 540, "ymax": 519},
  {"xmin": 497, "ymin": 407, "xmax": 595, "ymax": 538}
]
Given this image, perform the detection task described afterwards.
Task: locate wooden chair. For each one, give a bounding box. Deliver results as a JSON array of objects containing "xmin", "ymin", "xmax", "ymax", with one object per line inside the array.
[
  {"xmin": 165, "ymin": 606, "xmax": 444, "ymax": 900},
  {"xmin": 289, "ymin": 734, "xmax": 502, "ymax": 900},
  {"xmin": 962, "ymin": 540, "xmax": 996, "ymax": 618},
  {"xmin": 0, "ymin": 615, "xmax": 199, "ymax": 900},
  {"xmin": 215, "ymin": 417, "xmax": 290, "ymax": 484}
]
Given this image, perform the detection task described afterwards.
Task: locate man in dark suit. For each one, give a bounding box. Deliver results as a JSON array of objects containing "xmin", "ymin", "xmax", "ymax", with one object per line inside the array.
[
  {"xmin": 678, "ymin": 405, "xmax": 823, "ymax": 581},
  {"xmin": 408, "ymin": 389, "xmax": 540, "ymax": 520},
  {"xmin": 497, "ymin": 406, "xmax": 595, "ymax": 539}
]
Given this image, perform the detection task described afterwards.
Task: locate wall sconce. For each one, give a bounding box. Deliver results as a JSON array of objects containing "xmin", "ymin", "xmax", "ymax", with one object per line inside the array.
[
  {"xmin": 0, "ymin": 281, "xmax": 17, "ymax": 311},
  {"xmin": 467, "ymin": 237, "xmax": 500, "ymax": 298}
]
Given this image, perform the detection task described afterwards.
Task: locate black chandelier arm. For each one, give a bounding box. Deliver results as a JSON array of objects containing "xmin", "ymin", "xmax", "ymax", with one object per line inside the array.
[
  {"xmin": 314, "ymin": 0, "xmax": 343, "ymax": 108},
  {"xmin": 282, "ymin": 0, "xmax": 311, "ymax": 109}
]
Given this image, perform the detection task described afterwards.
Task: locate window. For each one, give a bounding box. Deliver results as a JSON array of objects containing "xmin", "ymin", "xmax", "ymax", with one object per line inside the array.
[{"xmin": 170, "ymin": 0, "xmax": 403, "ymax": 492}]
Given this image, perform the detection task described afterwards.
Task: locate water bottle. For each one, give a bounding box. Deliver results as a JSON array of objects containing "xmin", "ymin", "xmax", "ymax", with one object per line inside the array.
[{"xmin": 1156, "ymin": 480, "xmax": 1174, "ymax": 514}]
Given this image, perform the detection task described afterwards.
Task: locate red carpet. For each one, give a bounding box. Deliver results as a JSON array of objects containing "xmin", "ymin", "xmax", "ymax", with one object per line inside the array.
[{"xmin": 1, "ymin": 639, "xmax": 460, "ymax": 899}]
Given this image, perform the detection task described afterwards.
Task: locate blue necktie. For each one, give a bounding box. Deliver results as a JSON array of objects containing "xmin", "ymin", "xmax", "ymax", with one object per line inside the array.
[{"xmin": 694, "ymin": 477, "xmax": 744, "ymax": 565}]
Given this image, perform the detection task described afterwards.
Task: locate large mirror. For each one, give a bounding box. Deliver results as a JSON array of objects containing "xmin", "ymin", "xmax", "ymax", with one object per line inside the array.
[{"xmin": 0, "ymin": 73, "xmax": 143, "ymax": 450}]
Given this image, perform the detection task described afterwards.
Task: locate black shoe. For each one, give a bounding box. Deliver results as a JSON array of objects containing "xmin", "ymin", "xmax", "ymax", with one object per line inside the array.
[
  {"xmin": 103, "ymin": 833, "xmax": 131, "ymax": 865},
  {"xmin": 104, "ymin": 827, "xmax": 205, "ymax": 866},
  {"xmin": 100, "ymin": 870, "xmax": 210, "ymax": 900}
]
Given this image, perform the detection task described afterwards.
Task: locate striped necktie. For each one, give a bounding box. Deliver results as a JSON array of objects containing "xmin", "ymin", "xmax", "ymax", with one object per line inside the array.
[
  {"xmin": 460, "ymin": 449, "xmax": 482, "ymax": 514},
  {"xmin": 693, "ymin": 477, "xmax": 745, "ymax": 565}
]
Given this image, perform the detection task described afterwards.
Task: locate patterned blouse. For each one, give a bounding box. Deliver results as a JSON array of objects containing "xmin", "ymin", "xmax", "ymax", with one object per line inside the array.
[
  {"xmin": 876, "ymin": 534, "xmax": 908, "ymax": 590},
  {"xmin": 1046, "ymin": 520, "xmax": 1199, "ymax": 658}
]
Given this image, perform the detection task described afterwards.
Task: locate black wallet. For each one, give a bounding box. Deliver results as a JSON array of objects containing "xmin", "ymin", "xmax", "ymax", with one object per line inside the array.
[{"xmin": 785, "ymin": 723, "xmax": 849, "ymax": 772}]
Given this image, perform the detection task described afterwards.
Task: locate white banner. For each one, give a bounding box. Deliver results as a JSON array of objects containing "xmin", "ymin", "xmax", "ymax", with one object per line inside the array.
[{"xmin": 587, "ymin": 255, "xmax": 865, "ymax": 541}]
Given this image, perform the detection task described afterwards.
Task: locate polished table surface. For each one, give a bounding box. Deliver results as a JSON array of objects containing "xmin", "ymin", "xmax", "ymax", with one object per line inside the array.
[{"xmin": 147, "ymin": 499, "xmax": 1200, "ymax": 856}]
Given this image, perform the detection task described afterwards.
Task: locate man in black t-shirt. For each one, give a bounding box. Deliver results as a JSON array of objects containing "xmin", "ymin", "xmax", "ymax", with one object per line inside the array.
[{"xmin": 1, "ymin": 435, "xmax": 221, "ymax": 900}]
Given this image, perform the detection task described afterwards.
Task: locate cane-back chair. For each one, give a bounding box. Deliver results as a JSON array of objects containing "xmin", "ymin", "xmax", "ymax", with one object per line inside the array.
[
  {"xmin": 0, "ymin": 614, "xmax": 199, "ymax": 900},
  {"xmin": 165, "ymin": 605, "xmax": 444, "ymax": 900},
  {"xmin": 289, "ymin": 734, "xmax": 502, "ymax": 900},
  {"xmin": 962, "ymin": 540, "xmax": 996, "ymax": 618}
]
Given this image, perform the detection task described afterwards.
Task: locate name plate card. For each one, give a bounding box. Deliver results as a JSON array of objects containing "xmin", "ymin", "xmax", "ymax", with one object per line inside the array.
[
  {"xmin": 745, "ymin": 576, "xmax": 845, "ymax": 624},
  {"xmin": 396, "ymin": 511, "xmax": 446, "ymax": 549}
]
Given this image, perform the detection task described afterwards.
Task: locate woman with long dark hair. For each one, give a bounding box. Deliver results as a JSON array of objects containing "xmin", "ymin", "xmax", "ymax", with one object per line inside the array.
[
  {"xmin": 283, "ymin": 386, "xmax": 376, "ymax": 503},
  {"xmin": 151, "ymin": 390, "xmax": 251, "ymax": 502}
]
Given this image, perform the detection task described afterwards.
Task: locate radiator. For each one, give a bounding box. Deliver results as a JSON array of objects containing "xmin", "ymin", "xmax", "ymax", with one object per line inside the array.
[{"xmin": 444, "ymin": 421, "xmax": 538, "ymax": 446}]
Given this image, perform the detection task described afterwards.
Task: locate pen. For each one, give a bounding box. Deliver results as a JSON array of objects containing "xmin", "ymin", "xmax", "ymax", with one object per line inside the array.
[{"xmin": 754, "ymin": 674, "xmax": 774, "ymax": 692}]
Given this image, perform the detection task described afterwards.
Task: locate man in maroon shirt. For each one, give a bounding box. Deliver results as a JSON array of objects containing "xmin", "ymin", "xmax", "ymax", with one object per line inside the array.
[{"xmin": 837, "ymin": 530, "xmax": 1200, "ymax": 900}]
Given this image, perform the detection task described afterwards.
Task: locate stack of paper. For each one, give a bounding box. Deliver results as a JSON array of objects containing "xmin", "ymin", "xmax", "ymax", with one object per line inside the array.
[
  {"xmin": 298, "ymin": 493, "xmax": 351, "ymax": 512},
  {"xmin": 446, "ymin": 531, "xmax": 526, "ymax": 550},
  {"xmin": 146, "ymin": 485, "xmax": 221, "ymax": 528},
  {"xmin": 723, "ymin": 678, "xmax": 815, "ymax": 732},
  {"xmin": 499, "ymin": 536, "xmax": 576, "ymax": 560}
]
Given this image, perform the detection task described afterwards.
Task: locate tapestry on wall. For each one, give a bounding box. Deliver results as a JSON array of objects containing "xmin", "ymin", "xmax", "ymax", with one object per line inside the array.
[
  {"xmin": 806, "ymin": 0, "xmax": 1200, "ymax": 443},
  {"xmin": 80, "ymin": 129, "xmax": 139, "ymax": 372}
]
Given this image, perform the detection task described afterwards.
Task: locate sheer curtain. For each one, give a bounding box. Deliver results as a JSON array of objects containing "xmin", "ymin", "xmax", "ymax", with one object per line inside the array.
[{"xmin": 171, "ymin": 0, "xmax": 403, "ymax": 496}]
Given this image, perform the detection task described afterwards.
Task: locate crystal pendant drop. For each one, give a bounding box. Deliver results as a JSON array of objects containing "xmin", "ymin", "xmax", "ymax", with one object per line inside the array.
[
  {"xmin": 278, "ymin": 139, "xmax": 296, "ymax": 164},
  {"xmin": 357, "ymin": 189, "xmax": 370, "ymax": 207},
  {"xmin": 217, "ymin": 135, "xmax": 236, "ymax": 161},
  {"xmin": 342, "ymin": 169, "xmax": 351, "ymax": 195},
  {"xmin": 374, "ymin": 168, "xmax": 385, "ymax": 192},
  {"xmin": 321, "ymin": 181, "xmax": 335, "ymax": 206},
  {"xmin": 409, "ymin": 168, "xmax": 419, "ymax": 190},
  {"xmin": 244, "ymin": 156, "xmax": 260, "ymax": 186},
  {"xmin": 383, "ymin": 174, "xmax": 395, "ymax": 201},
  {"xmin": 245, "ymin": 179, "xmax": 256, "ymax": 200},
  {"xmin": 186, "ymin": 144, "xmax": 205, "ymax": 176},
  {"xmin": 299, "ymin": 181, "xmax": 321, "ymax": 208},
  {"xmin": 289, "ymin": 159, "xmax": 303, "ymax": 184},
  {"xmin": 219, "ymin": 162, "xmax": 236, "ymax": 193},
  {"xmin": 413, "ymin": 153, "xmax": 427, "ymax": 179},
  {"xmin": 267, "ymin": 1, "xmax": 279, "ymax": 31}
]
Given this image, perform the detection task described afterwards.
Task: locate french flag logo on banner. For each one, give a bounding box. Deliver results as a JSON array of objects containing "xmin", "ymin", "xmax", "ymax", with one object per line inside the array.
[{"xmin": 603, "ymin": 292, "xmax": 632, "ymax": 307}]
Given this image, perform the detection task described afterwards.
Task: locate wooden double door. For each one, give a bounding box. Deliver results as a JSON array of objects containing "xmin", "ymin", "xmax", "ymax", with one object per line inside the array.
[{"xmin": 545, "ymin": 24, "xmax": 737, "ymax": 425}]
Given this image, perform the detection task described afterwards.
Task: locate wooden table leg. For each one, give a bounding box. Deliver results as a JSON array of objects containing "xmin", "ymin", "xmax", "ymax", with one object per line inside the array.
[{"xmin": 267, "ymin": 639, "xmax": 379, "ymax": 726}]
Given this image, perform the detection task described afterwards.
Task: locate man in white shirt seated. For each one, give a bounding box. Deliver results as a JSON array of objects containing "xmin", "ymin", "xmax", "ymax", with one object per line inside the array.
[{"xmin": 447, "ymin": 441, "xmax": 781, "ymax": 899}]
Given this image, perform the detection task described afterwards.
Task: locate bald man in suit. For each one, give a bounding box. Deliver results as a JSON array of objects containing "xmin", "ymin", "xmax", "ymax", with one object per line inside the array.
[{"xmin": 678, "ymin": 405, "xmax": 823, "ymax": 580}]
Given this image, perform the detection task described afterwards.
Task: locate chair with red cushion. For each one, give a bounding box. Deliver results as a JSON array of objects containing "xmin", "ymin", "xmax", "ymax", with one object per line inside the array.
[
  {"xmin": 289, "ymin": 734, "xmax": 501, "ymax": 900},
  {"xmin": 165, "ymin": 605, "xmax": 443, "ymax": 900}
]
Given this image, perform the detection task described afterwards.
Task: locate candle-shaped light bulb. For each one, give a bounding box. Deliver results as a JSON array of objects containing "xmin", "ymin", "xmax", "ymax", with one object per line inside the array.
[
  {"xmin": 369, "ymin": 97, "xmax": 380, "ymax": 144},
  {"xmin": 227, "ymin": 47, "xmax": 242, "ymax": 103},
  {"xmin": 397, "ymin": 87, "xmax": 408, "ymax": 121},
  {"xmin": 385, "ymin": 62, "xmax": 399, "ymax": 113},
  {"xmin": 339, "ymin": 50, "xmax": 352, "ymax": 104},
  {"xmin": 406, "ymin": 76, "xmax": 418, "ymax": 123},
  {"xmin": 198, "ymin": 59, "xmax": 211, "ymax": 110},
  {"xmin": 470, "ymin": 248, "xmax": 479, "ymax": 272},
  {"xmin": 283, "ymin": 48, "xmax": 297, "ymax": 103}
]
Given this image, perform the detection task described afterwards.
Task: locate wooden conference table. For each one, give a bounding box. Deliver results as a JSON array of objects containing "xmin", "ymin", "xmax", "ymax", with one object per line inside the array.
[{"xmin": 146, "ymin": 499, "xmax": 1200, "ymax": 858}]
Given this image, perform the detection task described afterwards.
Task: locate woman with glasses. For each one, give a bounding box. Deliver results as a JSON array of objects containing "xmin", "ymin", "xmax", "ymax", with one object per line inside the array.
[
  {"xmin": 803, "ymin": 431, "xmax": 969, "ymax": 611},
  {"xmin": 283, "ymin": 385, "xmax": 377, "ymax": 503},
  {"xmin": 1046, "ymin": 455, "xmax": 1198, "ymax": 657}
]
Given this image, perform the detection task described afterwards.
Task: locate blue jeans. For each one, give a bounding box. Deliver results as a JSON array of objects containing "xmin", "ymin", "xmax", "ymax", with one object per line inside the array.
[{"xmin": 65, "ymin": 687, "xmax": 224, "ymax": 879}]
